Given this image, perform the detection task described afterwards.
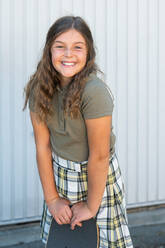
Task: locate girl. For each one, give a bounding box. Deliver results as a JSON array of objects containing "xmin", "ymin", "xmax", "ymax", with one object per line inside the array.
[{"xmin": 23, "ymin": 16, "xmax": 133, "ymax": 248}]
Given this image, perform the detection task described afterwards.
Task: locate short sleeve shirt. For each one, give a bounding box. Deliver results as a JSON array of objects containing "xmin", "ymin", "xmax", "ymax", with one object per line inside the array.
[{"xmin": 29, "ymin": 75, "xmax": 116, "ymax": 162}]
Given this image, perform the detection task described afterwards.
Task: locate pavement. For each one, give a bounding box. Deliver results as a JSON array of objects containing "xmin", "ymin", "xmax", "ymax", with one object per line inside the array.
[{"xmin": 1, "ymin": 206, "xmax": 165, "ymax": 248}]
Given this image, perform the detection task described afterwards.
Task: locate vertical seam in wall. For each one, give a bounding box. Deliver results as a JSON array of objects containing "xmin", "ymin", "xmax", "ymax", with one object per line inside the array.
[
  {"xmin": 136, "ymin": 0, "xmax": 139, "ymax": 203},
  {"xmin": 23, "ymin": 0, "xmax": 28, "ymax": 219},
  {"xmin": 94, "ymin": 0, "xmax": 97, "ymax": 59},
  {"xmin": 94, "ymin": 0, "xmax": 96, "ymax": 39},
  {"xmin": 36, "ymin": 0, "xmax": 40, "ymax": 214},
  {"xmin": 84, "ymin": 0, "xmax": 86, "ymax": 26},
  {"xmin": 10, "ymin": 0, "xmax": 15, "ymax": 220},
  {"xmin": 115, "ymin": 0, "xmax": 118, "ymax": 153},
  {"xmin": 47, "ymin": 0, "xmax": 51, "ymax": 26},
  {"xmin": 82, "ymin": 0, "xmax": 85, "ymax": 16},
  {"xmin": 126, "ymin": 0, "xmax": 129, "ymax": 200},
  {"xmin": 0, "ymin": 0, "xmax": 3, "ymax": 220},
  {"xmin": 59, "ymin": 0, "xmax": 63, "ymax": 16},
  {"xmin": 146, "ymin": 0, "xmax": 149, "ymax": 202},
  {"xmin": 156, "ymin": 0, "xmax": 160, "ymax": 201}
]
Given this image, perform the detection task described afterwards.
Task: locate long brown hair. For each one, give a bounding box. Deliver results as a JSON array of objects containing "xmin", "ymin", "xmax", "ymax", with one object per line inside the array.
[{"xmin": 23, "ymin": 16, "xmax": 99, "ymax": 121}]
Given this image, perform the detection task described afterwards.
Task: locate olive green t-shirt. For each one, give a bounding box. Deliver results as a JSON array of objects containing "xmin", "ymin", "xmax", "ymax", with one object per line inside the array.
[{"xmin": 29, "ymin": 75, "xmax": 116, "ymax": 162}]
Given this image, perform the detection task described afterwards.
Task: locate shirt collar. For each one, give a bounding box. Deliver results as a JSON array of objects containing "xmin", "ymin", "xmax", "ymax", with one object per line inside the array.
[{"xmin": 56, "ymin": 73, "xmax": 96, "ymax": 93}]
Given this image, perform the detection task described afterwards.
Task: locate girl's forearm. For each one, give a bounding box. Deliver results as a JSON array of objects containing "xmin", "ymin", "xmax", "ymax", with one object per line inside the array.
[
  {"xmin": 87, "ymin": 156, "xmax": 109, "ymax": 214},
  {"xmin": 36, "ymin": 146, "xmax": 59, "ymax": 204}
]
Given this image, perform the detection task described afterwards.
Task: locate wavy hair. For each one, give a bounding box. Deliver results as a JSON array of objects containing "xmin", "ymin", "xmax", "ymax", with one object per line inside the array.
[{"xmin": 23, "ymin": 16, "xmax": 99, "ymax": 121}]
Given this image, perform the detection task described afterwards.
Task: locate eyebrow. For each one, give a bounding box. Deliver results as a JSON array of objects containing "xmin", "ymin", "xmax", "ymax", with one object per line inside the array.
[{"xmin": 54, "ymin": 41, "xmax": 85, "ymax": 45}]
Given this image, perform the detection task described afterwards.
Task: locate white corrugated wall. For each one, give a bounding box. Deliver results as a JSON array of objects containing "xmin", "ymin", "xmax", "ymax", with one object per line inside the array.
[{"xmin": 0, "ymin": 0, "xmax": 165, "ymax": 225}]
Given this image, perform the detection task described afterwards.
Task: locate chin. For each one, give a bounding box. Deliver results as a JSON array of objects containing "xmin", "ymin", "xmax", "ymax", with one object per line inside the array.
[{"xmin": 62, "ymin": 73, "xmax": 77, "ymax": 78}]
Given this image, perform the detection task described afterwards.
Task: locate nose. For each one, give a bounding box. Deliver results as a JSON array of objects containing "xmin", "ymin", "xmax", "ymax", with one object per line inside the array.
[{"xmin": 64, "ymin": 48, "xmax": 72, "ymax": 57}]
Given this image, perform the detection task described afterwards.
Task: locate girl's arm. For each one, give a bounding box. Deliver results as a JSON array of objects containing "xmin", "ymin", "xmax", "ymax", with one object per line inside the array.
[
  {"xmin": 30, "ymin": 111, "xmax": 72, "ymax": 225},
  {"xmin": 71, "ymin": 116, "xmax": 111, "ymax": 229},
  {"xmin": 85, "ymin": 116, "xmax": 111, "ymax": 213}
]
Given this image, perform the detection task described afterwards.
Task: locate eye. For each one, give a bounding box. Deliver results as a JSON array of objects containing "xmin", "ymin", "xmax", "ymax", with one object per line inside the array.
[
  {"xmin": 55, "ymin": 45, "xmax": 64, "ymax": 49},
  {"xmin": 74, "ymin": 46, "xmax": 82, "ymax": 50}
]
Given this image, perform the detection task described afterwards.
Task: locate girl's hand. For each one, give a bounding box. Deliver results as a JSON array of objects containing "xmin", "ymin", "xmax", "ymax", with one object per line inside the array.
[
  {"xmin": 70, "ymin": 201, "xmax": 95, "ymax": 230},
  {"xmin": 47, "ymin": 197, "xmax": 72, "ymax": 225}
]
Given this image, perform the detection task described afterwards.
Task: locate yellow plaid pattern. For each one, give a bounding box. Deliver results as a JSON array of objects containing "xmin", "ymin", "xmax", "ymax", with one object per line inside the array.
[{"xmin": 40, "ymin": 153, "xmax": 133, "ymax": 248}]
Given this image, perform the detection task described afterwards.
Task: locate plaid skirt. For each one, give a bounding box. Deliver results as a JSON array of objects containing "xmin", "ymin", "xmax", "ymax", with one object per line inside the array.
[{"xmin": 40, "ymin": 153, "xmax": 133, "ymax": 248}]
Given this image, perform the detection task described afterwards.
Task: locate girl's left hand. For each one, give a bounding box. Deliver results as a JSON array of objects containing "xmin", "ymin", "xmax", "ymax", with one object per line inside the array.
[{"xmin": 70, "ymin": 201, "xmax": 96, "ymax": 230}]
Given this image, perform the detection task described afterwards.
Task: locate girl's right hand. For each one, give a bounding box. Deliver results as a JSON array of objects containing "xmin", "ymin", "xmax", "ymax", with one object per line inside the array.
[{"xmin": 47, "ymin": 197, "xmax": 73, "ymax": 225}]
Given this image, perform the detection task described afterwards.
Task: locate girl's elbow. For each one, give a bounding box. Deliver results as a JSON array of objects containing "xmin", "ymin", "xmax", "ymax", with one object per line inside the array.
[
  {"xmin": 36, "ymin": 142, "xmax": 51, "ymax": 153},
  {"xmin": 89, "ymin": 151, "xmax": 110, "ymax": 162}
]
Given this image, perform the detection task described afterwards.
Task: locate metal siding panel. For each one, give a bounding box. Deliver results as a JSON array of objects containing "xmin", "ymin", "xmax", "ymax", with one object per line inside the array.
[
  {"xmin": 0, "ymin": 0, "xmax": 2, "ymax": 221},
  {"xmin": 72, "ymin": 0, "xmax": 84, "ymax": 16},
  {"xmin": 25, "ymin": 0, "xmax": 42, "ymax": 219},
  {"xmin": 8, "ymin": 0, "xmax": 15, "ymax": 222},
  {"xmin": 84, "ymin": 0, "xmax": 96, "ymax": 38},
  {"xmin": 49, "ymin": 0, "xmax": 61, "ymax": 24},
  {"xmin": 106, "ymin": 0, "xmax": 116, "ymax": 89},
  {"xmin": 148, "ymin": 0, "xmax": 159, "ymax": 202},
  {"xmin": 137, "ymin": 0, "xmax": 149, "ymax": 204},
  {"xmin": 158, "ymin": 0, "xmax": 165, "ymax": 200},
  {"xmin": 21, "ymin": 0, "xmax": 29, "ymax": 220},
  {"xmin": 95, "ymin": 0, "xmax": 106, "ymax": 73},
  {"xmin": 38, "ymin": 0, "xmax": 51, "ymax": 49},
  {"xmin": 106, "ymin": 0, "xmax": 118, "ymax": 150},
  {"xmin": 61, "ymin": 0, "xmax": 74, "ymax": 16},
  {"xmin": 115, "ymin": 0, "xmax": 129, "ymax": 202},
  {"xmin": 13, "ymin": 0, "xmax": 24, "ymax": 220},
  {"xmin": 1, "ymin": 0, "xmax": 12, "ymax": 222},
  {"xmin": 127, "ymin": 0, "xmax": 138, "ymax": 204}
]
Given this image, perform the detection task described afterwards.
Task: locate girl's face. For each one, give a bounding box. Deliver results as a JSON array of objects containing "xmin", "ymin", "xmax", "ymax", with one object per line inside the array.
[{"xmin": 51, "ymin": 29, "xmax": 87, "ymax": 84}]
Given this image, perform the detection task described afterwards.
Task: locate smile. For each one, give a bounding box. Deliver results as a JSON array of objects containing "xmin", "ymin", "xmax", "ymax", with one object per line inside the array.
[{"xmin": 62, "ymin": 62, "xmax": 76, "ymax": 66}]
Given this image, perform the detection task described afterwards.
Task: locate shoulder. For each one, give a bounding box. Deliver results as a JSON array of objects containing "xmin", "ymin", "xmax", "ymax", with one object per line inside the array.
[
  {"xmin": 84, "ymin": 75, "xmax": 106, "ymax": 90},
  {"xmin": 82, "ymin": 75, "xmax": 114, "ymax": 103},
  {"xmin": 81, "ymin": 75, "xmax": 114, "ymax": 119}
]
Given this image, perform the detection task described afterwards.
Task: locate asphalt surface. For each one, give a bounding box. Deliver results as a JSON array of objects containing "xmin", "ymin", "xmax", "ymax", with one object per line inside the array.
[
  {"xmin": 1, "ymin": 207, "xmax": 165, "ymax": 248},
  {"xmin": 131, "ymin": 223, "xmax": 165, "ymax": 248}
]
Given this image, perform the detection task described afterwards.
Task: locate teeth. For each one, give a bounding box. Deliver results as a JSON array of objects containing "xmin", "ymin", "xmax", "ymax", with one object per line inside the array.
[{"xmin": 62, "ymin": 62, "xmax": 75, "ymax": 66}]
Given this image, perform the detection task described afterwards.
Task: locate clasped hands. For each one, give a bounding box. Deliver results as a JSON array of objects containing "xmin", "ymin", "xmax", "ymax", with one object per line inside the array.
[{"xmin": 47, "ymin": 197, "xmax": 95, "ymax": 230}]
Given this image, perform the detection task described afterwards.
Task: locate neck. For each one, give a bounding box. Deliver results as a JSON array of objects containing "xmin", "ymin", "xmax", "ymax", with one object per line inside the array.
[{"xmin": 60, "ymin": 76, "xmax": 72, "ymax": 88}]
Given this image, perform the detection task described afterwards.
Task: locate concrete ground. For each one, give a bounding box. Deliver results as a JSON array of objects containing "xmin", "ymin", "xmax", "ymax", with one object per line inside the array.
[{"xmin": 1, "ymin": 206, "xmax": 165, "ymax": 248}]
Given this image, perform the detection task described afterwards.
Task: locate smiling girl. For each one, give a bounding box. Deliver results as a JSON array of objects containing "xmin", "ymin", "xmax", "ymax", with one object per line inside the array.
[{"xmin": 23, "ymin": 16, "xmax": 133, "ymax": 248}]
